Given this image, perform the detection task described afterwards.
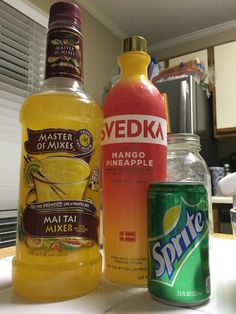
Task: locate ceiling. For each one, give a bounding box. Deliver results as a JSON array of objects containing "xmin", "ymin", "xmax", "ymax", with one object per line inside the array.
[{"xmin": 77, "ymin": 0, "xmax": 236, "ymax": 52}]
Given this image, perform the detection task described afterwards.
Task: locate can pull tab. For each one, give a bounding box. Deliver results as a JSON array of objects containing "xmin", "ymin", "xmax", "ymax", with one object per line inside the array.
[{"xmin": 217, "ymin": 172, "xmax": 236, "ymax": 207}]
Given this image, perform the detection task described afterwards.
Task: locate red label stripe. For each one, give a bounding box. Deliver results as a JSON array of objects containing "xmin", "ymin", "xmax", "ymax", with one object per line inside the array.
[{"xmin": 120, "ymin": 231, "xmax": 136, "ymax": 242}]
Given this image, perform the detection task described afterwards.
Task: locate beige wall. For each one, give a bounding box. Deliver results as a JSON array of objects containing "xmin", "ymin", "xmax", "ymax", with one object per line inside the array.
[{"xmin": 28, "ymin": 0, "xmax": 121, "ymax": 105}]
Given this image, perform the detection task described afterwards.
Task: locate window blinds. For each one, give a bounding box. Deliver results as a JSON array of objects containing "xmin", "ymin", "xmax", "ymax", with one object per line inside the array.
[{"xmin": 0, "ymin": 1, "xmax": 47, "ymax": 210}]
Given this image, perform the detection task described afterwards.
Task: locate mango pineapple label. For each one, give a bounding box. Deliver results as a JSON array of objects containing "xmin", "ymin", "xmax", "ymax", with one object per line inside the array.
[
  {"xmin": 20, "ymin": 127, "xmax": 99, "ymax": 252},
  {"xmin": 148, "ymin": 182, "xmax": 210, "ymax": 306}
]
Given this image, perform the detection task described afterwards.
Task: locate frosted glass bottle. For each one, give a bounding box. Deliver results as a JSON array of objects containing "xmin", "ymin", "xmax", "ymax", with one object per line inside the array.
[{"xmin": 167, "ymin": 133, "xmax": 213, "ymax": 235}]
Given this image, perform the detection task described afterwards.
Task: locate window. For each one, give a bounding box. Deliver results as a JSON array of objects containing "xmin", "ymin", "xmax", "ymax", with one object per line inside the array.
[{"xmin": 0, "ymin": 0, "xmax": 47, "ymax": 215}]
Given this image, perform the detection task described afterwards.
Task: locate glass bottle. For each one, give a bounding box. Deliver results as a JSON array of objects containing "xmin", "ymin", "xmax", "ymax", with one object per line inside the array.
[
  {"xmin": 102, "ymin": 36, "xmax": 167, "ymax": 285},
  {"xmin": 224, "ymin": 163, "xmax": 231, "ymax": 176},
  {"xmin": 12, "ymin": 2, "xmax": 103, "ymax": 301},
  {"xmin": 167, "ymin": 133, "xmax": 213, "ymax": 234}
]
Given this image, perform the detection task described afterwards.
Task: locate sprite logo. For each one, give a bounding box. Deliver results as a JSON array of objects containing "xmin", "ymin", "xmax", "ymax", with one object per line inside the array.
[
  {"xmin": 152, "ymin": 210, "xmax": 204, "ymax": 279},
  {"xmin": 149, "ymin": 196, "xmax": 208, "ymax": 287}
]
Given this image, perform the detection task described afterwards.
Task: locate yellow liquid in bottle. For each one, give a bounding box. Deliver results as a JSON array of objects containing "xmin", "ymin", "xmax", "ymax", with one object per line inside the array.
[{"xmin": 12, "ymin": 92, "xmax": 103, "ymax": 301}]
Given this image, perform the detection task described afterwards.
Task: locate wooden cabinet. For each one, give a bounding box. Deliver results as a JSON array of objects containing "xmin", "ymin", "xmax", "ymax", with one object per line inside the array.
[
  {"xmin": 169, "ymin": 49, "xmax": 209, "ymax": 83},
  {"xmin": 212, "ymin": 197, "xmax": 233, "ymax": 234},
  {"xmin": 214, "ymin": 42, "xmax": 236, "ymax": 135},
  {"xmin": 161, "ymin": 44, "xmax": 236, "ymax": 137}
]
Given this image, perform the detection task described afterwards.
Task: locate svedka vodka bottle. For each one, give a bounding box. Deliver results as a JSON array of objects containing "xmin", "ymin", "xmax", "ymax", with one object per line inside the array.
[{"xmin": 102, "ymin": 36, "xmax": 167, "ymax": 285}]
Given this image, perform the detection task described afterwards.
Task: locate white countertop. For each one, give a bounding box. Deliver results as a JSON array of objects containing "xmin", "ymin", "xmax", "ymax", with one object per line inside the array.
[
  {"xmin": 212, "ymin": 196, "xmax": 233, "ymax": 204},
  {"xmin": 0, "ymin": 237, "xmax": 236, "ymax": 314}
]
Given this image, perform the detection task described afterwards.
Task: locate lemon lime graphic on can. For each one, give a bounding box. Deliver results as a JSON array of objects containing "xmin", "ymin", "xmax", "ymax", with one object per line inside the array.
[
  {"xmin": 163, "ymin": 205, "xmax": 181, "ymax": 235},
  {"xmin": 148, "ymin": 182, "xmax": 210, "ymax": 307}
]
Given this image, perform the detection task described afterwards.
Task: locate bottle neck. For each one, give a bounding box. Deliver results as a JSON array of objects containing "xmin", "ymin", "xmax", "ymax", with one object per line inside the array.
[
  {"xmin": 44, "ymin": 24, "xmax": 83, "ymax": 85},
  {"xmin": 42, "ymin": 77, "xmax": 84, "ymax": 92},
  {"xmin": 168, "ymin": 145, "xmax": 201, "ymax": 154},
  {"xmin": 118, "ymin": 51, "xmax": 150, "ymax": 81},
  {"xmin": 167, "ymin": 133, "xmax": 201, "ymax": 154}
]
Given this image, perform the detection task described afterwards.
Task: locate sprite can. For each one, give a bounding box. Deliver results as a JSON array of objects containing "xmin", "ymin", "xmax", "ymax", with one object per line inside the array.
[{"xmin": 148, "ymin": 182, "xmax": 210, "ymax": 306}]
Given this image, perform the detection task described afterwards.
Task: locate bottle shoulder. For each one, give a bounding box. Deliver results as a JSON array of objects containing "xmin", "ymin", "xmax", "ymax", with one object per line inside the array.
[
  {"xmin": 37, "ymin": 85, "xmax": 95, "ymax": 102},
  {"xmin": 22, "ymin": 88, "xmax": 100, "ymax": 109},
  {"xmin": 20, "ymin": 90, "xmax": 103, "ymax": 123},
  {"xmin": 107, "ymin": 78, "xmax": 158, "ymax": 96},
  {"xmin": 104, "ymin": 79, "xmax": 164, "ymax": 117},
  {"xmin": 167, "ymin": 150, "xmax": 210, "ymax": 183},
  {"xmin": 168, "ymin": 150, "xmax": 207, "ymax": 164}
]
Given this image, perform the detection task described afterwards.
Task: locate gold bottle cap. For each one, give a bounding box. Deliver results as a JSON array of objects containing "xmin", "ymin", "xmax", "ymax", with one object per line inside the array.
[{"xmin": 123, "ymin": 36, "xmax": 147, "ymax": 53}]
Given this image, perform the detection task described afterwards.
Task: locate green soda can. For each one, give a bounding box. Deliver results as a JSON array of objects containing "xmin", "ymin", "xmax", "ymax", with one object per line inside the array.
[{"xmin": 148, "ymin": 182, "xmax": 210, "ymax": 307}]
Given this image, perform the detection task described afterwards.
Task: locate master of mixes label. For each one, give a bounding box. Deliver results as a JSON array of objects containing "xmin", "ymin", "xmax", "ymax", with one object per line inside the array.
[{"xmin": 148, "ymin": 183, "xmax": 210, "ymax": 305}]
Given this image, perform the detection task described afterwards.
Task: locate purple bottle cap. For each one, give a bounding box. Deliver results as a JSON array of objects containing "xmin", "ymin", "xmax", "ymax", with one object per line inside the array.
[{"xmin": 49, "ymin": 1, "xmax": 82, "ymax": 27}]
